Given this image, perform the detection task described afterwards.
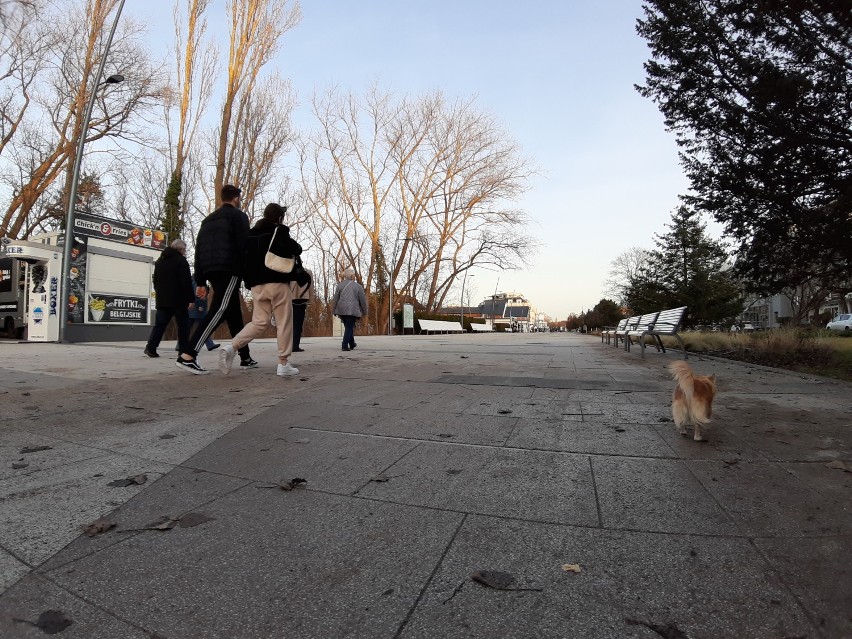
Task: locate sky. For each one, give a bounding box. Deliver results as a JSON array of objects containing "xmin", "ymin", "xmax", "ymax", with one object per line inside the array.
[{"xmin": 131, "ymin": 0, "xmax": 695, "ymax": 320}]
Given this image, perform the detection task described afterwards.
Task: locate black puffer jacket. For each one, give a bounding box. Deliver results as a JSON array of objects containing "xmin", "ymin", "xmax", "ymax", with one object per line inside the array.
[
  {"xmin": 152, "ymin": 247, "xmax": 194, "ymax": 309},
  {"xmin": 242, "ymin": 219, "xmax": 303, "ymax": 288},
  {"xmin": 193, "ymin": 203, "xmax": 250, "ymax": 284}
]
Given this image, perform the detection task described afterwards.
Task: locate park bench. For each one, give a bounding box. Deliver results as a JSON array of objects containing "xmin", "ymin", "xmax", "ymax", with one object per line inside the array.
[
  {"xmin": 469, "ymin": 322, "xmax": 493, "ymax": 332},
  {"xmin": 624, "ymin": 312, "xmax": 660, "ymax": 351},
  {"xmin": 626, "ymin": 306, "xmax": 688, "ymax": 358},
  {"xmin": 418, "ymin": 319, "xmax": 464, "ymax": 334},
  {"xmin": 601, "ymin": 318, "xmax": 628, "ymax": 345},
  {"xmin": 613, "ymin": 315, "xmax": 640, "ymax": 349}
]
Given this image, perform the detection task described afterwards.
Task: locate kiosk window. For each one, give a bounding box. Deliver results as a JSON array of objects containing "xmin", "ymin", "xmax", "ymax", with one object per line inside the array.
[
  {"xmin": 87, "ymin": 253, "xmax": 151, "ymax": 296},
  {"xmin": 0, "ymin": 258, "xmax": 12, "ymax": 294}
]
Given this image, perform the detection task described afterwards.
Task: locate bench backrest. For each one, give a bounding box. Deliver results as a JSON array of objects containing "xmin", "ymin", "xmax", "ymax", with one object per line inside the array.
[
  {"xmin": 633, "ymin": 311, "xmax": 660, "ymax": 332},
  {"xmin": 418, "ymin": 319, "xmax": 463, "ymax": 331},
  {"xmin": 649, "ymin": 306, "xmax": 687, "ymax": 334},
  {"xmin": 613, "ymin": 318, "xmax": 628, "ymax": 331},
  {"xmin": 617, "ymin": 316, "xmax": 640, "ymax": 333}
]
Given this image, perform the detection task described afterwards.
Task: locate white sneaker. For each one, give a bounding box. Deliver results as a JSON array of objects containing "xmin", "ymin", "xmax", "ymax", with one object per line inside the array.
[
  {"xmin": 219, "ymin": 345, "xmax": 236, "ymax": 375},
  {"xmin": 276, "ymin": 363, "xmax": 299, "ymax": 377}
]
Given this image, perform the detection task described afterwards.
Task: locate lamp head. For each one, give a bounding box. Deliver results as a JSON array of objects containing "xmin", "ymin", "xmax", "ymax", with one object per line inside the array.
[{"xmin": 105, "ymin": 74, "xmax": 125, "ymax": 84}]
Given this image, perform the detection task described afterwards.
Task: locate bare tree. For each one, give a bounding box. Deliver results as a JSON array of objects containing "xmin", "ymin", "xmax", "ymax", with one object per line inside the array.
[
  {"xmin": 603, "ymin": 246, "xmax": 652, "ymax": 306},
  {"xmin": 0, "ymin": 0, "xmax": 162, "ymax": 239},
  {"xmin": 213, "ymin": 0, "xmax": 300, "ymax": 205},
  {"xmin": 224, "ymin": 72, "xmax": 296, "ymax": 217},
  {"xmin": 300, "ymin": 87, "xmax": 536, "ymax": 333}
]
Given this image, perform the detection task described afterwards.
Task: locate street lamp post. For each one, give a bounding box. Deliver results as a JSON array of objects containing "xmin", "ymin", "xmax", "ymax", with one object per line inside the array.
[{"xmin": 58, "ymin": 0, "xmax": 126, "ymax": 342}]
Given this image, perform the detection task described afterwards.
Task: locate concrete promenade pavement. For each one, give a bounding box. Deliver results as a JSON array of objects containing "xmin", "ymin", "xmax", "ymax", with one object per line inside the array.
[{"xmin": 0, "ymin": 333, "xmax": 850, "ymax": 638}]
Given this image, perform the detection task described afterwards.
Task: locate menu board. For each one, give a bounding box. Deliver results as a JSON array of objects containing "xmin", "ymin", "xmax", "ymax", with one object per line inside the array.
[{"xmin": 72, "ymin": 213, "xmax": 167, "ymax": 250}]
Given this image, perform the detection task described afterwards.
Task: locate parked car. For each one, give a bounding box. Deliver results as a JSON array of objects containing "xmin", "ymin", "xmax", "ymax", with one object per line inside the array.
[{"xmin": 826, "ymin": 314, "xmax": 852, "ymax": 332}]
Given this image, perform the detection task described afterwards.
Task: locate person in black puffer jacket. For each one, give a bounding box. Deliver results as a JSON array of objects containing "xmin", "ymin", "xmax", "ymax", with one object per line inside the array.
[
  {"xmin": 217, "ymin": 202, "xmax": 303, "ymax": 378},
  {"xmin": 177, "ymin": 184, "xmax": 253, "ymax": 375},
  {"xmin": 144, "ymin": 239, "xmax": 194, "ymax": 358}
]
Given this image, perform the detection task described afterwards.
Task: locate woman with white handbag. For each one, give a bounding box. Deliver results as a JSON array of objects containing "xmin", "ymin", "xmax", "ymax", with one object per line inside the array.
[{"xmin": 218, "ymin": 203, "xmax": 303, "ymax": 377}]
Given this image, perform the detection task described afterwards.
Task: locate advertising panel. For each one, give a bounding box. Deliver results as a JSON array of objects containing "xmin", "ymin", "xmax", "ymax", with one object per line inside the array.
[
  {"xmin": 87, "ymin": 293, "xmax": 149, "ymax": 324},
  {"xmin": 72, "ymin": 213, "xmax": 167, "ymax": 250},
  {"xmin": 67, "ymin": 236, "xmax": 88, "ymax": 324}
]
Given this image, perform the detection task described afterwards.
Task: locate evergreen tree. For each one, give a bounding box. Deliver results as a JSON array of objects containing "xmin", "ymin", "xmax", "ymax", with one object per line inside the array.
[
  {"xmin": 627, "ymin": 207, "xmax": 742, "ymax": 325},
  {"xmin": 636, "ymin": 1, "xmax": 852, "ymax": 296},
  {"xmin": 160, "ymin": 171, "xmax": 184, "ymax": 244}
]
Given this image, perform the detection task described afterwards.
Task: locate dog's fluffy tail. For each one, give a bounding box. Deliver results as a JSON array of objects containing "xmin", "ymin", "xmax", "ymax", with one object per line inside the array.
[{"xmin": 669, "ymin": 360, "xmax": 695, "ymax": 401}]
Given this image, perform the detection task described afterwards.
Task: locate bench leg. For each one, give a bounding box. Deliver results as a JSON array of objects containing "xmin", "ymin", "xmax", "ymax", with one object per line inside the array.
[
  {"xmin": 655, "ymin": 335, "xmax": 666, "ymax": 353},
  {"xmin": 674, "ymin": 333, "xmax": 688, "ymax": 359}
]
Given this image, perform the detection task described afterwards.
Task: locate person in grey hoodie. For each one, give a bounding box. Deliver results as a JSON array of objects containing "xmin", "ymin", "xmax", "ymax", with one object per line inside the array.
[{"xmin": 332, "ymin": 267, "xmax": 367, "ymax": 351}]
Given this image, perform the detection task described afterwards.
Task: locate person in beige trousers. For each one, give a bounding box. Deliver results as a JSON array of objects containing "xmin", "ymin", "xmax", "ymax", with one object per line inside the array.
[{"xmin": 218, "ymin": 203, "xmax": 303, "ymax": 377}]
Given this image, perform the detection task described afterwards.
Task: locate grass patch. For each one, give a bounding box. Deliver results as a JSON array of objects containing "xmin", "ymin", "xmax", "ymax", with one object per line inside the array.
[{"xmin": 660, "ymin": 330, "xmax": 852, "ymax": 381}]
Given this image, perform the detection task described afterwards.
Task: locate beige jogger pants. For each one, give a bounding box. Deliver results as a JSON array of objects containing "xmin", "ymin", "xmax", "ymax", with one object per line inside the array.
[{"xmin": 231, "ymin": 282, "xmax": 294, "ymax": 364}]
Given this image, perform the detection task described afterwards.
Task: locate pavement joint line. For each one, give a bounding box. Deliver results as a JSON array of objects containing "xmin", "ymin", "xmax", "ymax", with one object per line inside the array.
[
  {"xmin": 0, "ymin": 542, "xmax": 35, "ymax": 570},
  {"xmin": 39, "ymin": 476, "xmax": 256, "ymax": 577},
  {"xmin": 393, "ymin": 513, "xmax": 468, "ymax": 639},
  {"xmin": 676, "ymin": 457, "xmax": 744, "ymax": 534},
  {"xmin": 499, "ymin": 416, "xmax": 521, "ymax": 447},
  {"xmin": 0, "ymin": 450, "xmax": 123, "ymax": 487},
  {"xmin": 745, "ymin": 537, "xmax": 827, "ymax": 638},
  {"xmin": 33, "ymin": 571, "xmax": 160, "ymax": 638},
  {"xmin": 329, "ymin": 490, "xmax": 852, "ymax": 541},
  {"xmin": 287, "ymin": 425, "xmax": 693, "ymax": 460},
  {"xmin": 350, "ymin": 441, "xmax": 423, "ymax": 496},
  {"xmin": 588, "ymin": 456, "xmax": 604, "ymax": 528}
]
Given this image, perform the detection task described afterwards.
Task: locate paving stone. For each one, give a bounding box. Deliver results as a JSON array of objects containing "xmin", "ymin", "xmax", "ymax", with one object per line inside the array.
[
  {"xmin": 357, "ymin": 443, "xmax": 599, "ymax": 526},
  {"xmin": 188, "ymin": 429, "xmax": 418, "ymax": 494},
  {"xmin": 687, "ymin": 460, "xmax": 852, "ymax": 536},
  {"xmin": 43, "ymin": 488, "xmax": 462, "ymax": 639},
  {"xmin": 506, "ymin": 419, "xmax": 676, "ymax": 458},
  {"xmin": 0, "ymin": 573, "xmax": 150, "ymax": 638},
  {"xmin": 399, "ymin": 515, "xmax": 816, "ymax": 639},
  {"xmin": 592, "ymin": 457, "xmax": 736, "ymax": 534}
]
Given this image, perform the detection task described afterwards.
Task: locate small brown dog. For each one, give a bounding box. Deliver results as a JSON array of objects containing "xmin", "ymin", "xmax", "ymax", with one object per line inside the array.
[{"xmin": 669, "ymin": 361, "xmax": 717, "ymax": 441}]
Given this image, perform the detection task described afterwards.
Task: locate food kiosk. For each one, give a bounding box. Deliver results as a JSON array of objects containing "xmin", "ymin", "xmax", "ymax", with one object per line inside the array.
[{"xmin": 0, "ymin": 212, "xmax": 167, "ymax": 342}]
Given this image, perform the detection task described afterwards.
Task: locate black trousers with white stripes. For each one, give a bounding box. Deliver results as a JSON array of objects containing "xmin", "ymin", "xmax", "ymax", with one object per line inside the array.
[{"xmin": 183, "ymin": 272, "xmax": 250, "ymax": 361}]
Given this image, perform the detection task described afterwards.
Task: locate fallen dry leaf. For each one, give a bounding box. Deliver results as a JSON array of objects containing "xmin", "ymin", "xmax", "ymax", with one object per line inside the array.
[
  {"xmin": 19, "ymin": 445, "xmax": 52, "ymax": 454},
  {"xmin": 471, "ymin": 570, "xmax": 515, "ymax": 590},
  {"xmin": 11, "ymin": 462, "xmax": 28, "ymax": 469},
  {"xmin": 561, "ymin": 563, "xmax": 582, "ymax": 573},
  {"xmin": 82, "ymin": 517, "xmax": 116, "ymax": 537},
  {"xmin": 497, "ymin": 409, "xmax": 513, "ymax": 415},
  {"xmin": 370, "ymin": 475, "xmax": 390, "ymax": 483},
  {"xmin": 107, "ymin": 474, "xmax": 147, "ymax": 488},
  {"xmin": 159, "ymin": 434, "xmax": 176, "ymax": 439},
  {"xmin": 279, "ymin": 477, "xmax": 307, "ymax": 491},
  {"xmin": 146, "ymin": 515, "xmax": 180, "ymax": 531},
  {"xmin": 825, "ymin": 460, "xmax": 849, "ymax": 471},
  {"xmin": 12, "ymin": 610, "xmax": 73, "ymax": 635},
  {"xmin": 178, "ymin": 512, "xmax": 214, "ymax": 528}
]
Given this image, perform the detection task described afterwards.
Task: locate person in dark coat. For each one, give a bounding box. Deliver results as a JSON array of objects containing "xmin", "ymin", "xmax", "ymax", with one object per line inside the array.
[
  {"xmin": 176, "ymin": 184, "xmax": 252, "ymax": 374},
  {"xmin": 291, "ymin": 262, "xmax": 313, "ymax": 352},
  {"xmin": 174, "ymin": 279, "xmax": 219, "ymax": 352},
  {"xmin": 218, "ymin": 203, "xmax": 303, "ymax": 377},
  {"xmin": 145, "ymin": 239, "xmax": 194, "ymax": 358}
]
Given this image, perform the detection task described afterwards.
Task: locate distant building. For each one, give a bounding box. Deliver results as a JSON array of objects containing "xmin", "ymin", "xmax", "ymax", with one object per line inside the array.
[{"xmin": 440, "ymin": 291, "xmax": 536, "ymax": 331}]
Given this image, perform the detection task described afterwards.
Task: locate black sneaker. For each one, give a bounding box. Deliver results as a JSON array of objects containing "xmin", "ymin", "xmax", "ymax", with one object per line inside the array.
[
  {"xmin": 144, "ymin": 348, "xmax": 159, "ymax": 358},
  {"xmin": 341, "ymin": 347, "xmax": 350, "ymax": 352},
  {"xmin": 293, "ymin": 347, "xmax": 305, "ymax": 352},
  {"xmin": 350, "ymin": 342, "xmax": 357, "ymax": 350},
  {"xmin": 175, "ymin": 359, "xmax": 209, "ymax": 375},
  {"xmin": 239, "ymin": 358, "xmax": 259, "ymax": 369}
]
